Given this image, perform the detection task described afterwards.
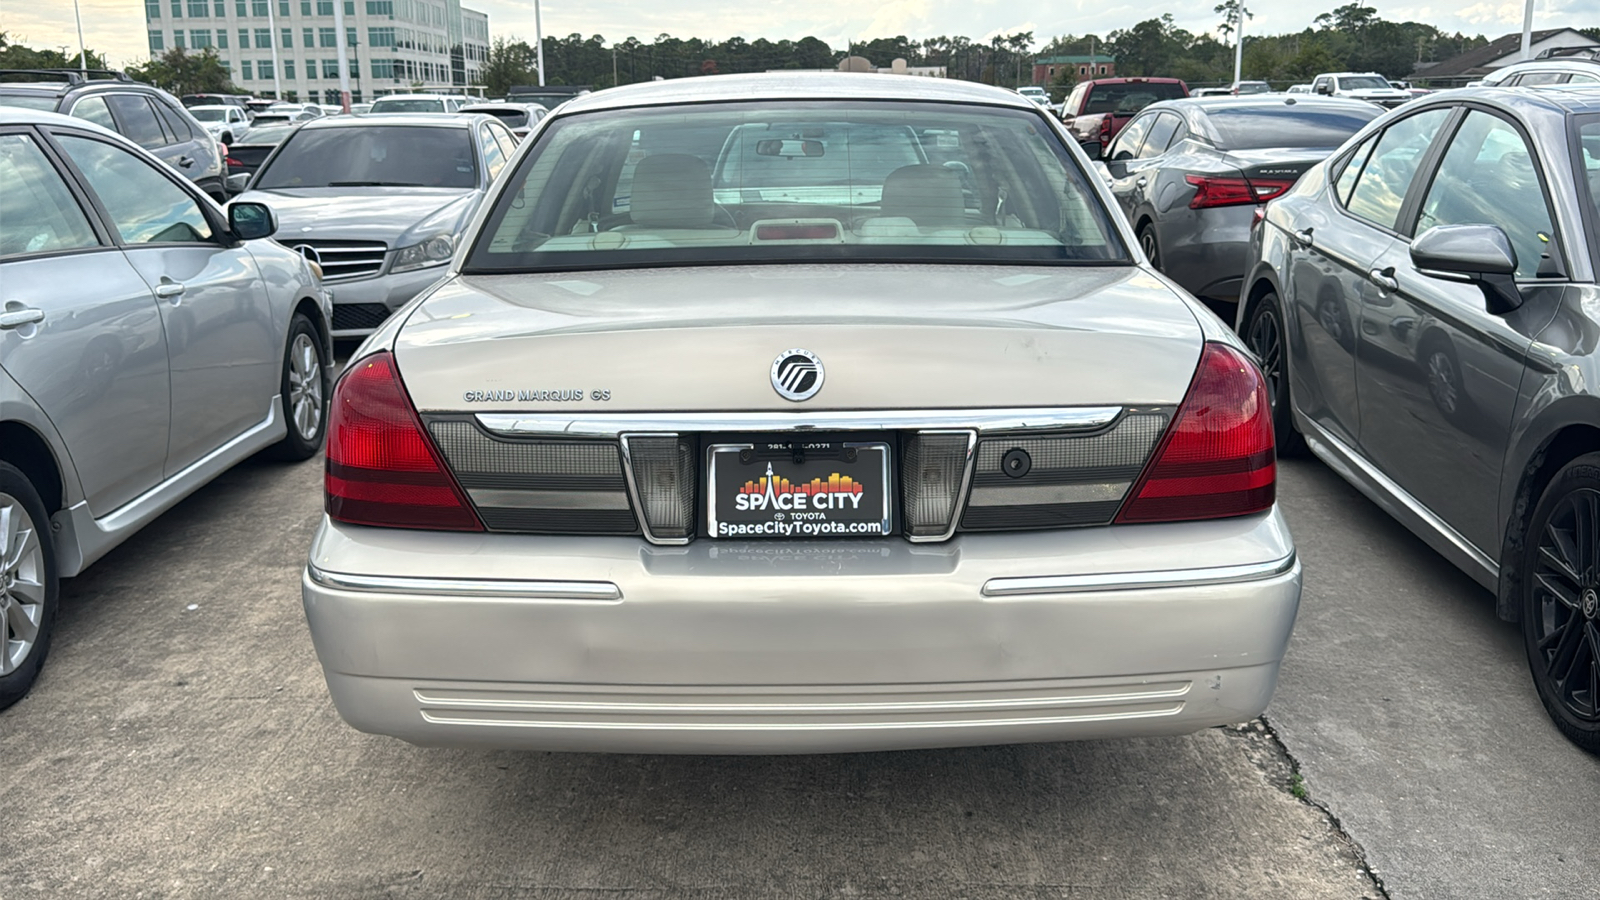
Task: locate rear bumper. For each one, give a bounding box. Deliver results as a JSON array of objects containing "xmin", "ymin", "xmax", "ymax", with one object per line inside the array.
[{"xmin": 302, "ymin": 511, "xmax": 1301, "ymax": 753}]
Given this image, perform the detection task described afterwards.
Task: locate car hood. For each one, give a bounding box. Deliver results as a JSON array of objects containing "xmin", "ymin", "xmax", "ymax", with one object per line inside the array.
[
  {"xmin": 391, "ymin": 265, "xmax": 1206, "ymax": 412},
  {"xmin": 238, "ymin": 187, "xmax": 479, "ymax": 244}
]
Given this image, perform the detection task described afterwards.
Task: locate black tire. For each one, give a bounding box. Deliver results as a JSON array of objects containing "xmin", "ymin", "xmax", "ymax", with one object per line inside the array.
[
  {"xmin": 0, "ymin": 461, "xmax": 60, "ymax": 711},
  {"xmin": 1244, "ymin": 292, "xmax": 1306, "ymax": 457},
  {"xmin": 1520, "ymin": 453, "xmax": 1600, "ymax": 755},
  {"xmin": 1138, "ymin": 223, "xmax": 1161, "ymax": 269},
  {"xmin": 266, "ymin": 314, "xmax": 329, "ymax": 461}
]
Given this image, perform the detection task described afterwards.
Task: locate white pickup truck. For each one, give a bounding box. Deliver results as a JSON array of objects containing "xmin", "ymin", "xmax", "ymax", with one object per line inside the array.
[{"xmin": 1310, "ymin": 72, "xmax": 1411, "ymax": 108}]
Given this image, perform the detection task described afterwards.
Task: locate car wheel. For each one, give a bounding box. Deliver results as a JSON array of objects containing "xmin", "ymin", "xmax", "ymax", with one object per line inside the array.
[
  {"xmin": 0, "ymin": 461, "xmax": 59, "ymax": 711},
  {"xmin": 266, "ymin": 314, "xmax": 328, "ymax": 461},
  {"xmin": 1138, "ymin": 224, "xmax": 1161, "ymax": 269},
  {"xmin": 1244, "ymin": 292, "xmax": 1305, "ymax": 456},
  {"xmin": 1521, "ymin": 452, "xmax": 1600, "ymax": 754}
]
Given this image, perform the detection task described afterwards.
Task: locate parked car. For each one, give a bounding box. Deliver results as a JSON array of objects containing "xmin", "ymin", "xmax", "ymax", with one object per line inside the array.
[
  {"xmin": 1098, "ymin": 95, "xmax": 1382, "ymax": 307},
  {"xmin": 1060, "ymin": 77, "xmax": 1190, "ymax": 153},
  {"xmin": 1231, "ymin": 81, "xmax": 1273, "ymax": 95},
  {"xmin": 1480, "ymin": 57, "xmax": 1600, "ymax": 87},
  {"xmin": 0, "ymin": 69, "xmax": 228, "ymax": 201},
  {"xmin": 299, "ymin": 73, "xmax": 1301, "ymax": 755},
  {"xmin": 0, "ymin": 108, "xmax": 333, "ymax": 709},
  {"xmin": 1287, "ymin": 84, "xmax": 1312, "ymax": 94},
  {"xmin": 350, "ymin": 102, "xmax": 373, "ymax": 115},
  {"xmin": 458, "ymin": 101, "xmax": 547, "ymax": 140},
  {"xmin": 368, "ymin": 93, "xmax": 467, "ymax": 114},
  {"xmin": 223, "ymin": 120, "xmax": 301, "ymax": 178},
  {"xmin": 1310, "ymin": 72, "xmax": 1412, "ymax": 108},
  {"xmin": 505, "ymin": 85, "xmax": 591, "ymax": 111},
  {"xmin": 179, "ymin": 92, "xmax": 253, "ymax": 113},
  {"xmin": 1192, "ymin": 87, "xmax": 1234, "ymax": 97},
  {"xmin": 231, "ymin": 113, "xmax": 517, "ymax": 336},
  {"xmin": 186, "ymin": 104, "xmax": 251, "ymax": 143},
  {"xmin": 1016, "ymin": 85, "xmax": 1052, "ymax": 108},
  {"xmin": 1238, "ymin": 86, "xmax": 1600, "ymax": 753}
]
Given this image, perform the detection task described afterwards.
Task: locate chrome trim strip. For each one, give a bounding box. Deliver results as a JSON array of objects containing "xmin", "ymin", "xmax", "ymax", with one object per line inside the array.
[
  {"xmin": 906, "ymin": 429, "xmax": 978, "ymax": 544},
  {"xmin": 477, "ymin": 407, "xmax": 1123, "ymax": 438},
  {"xmin": 618, "ymin": 433, "xmax": 690, "ymax": 546},
  {"xmin": 980, "ymin": 554, "xmax": 1297, "ymax": 597},
  {"xmin": 967, "ymin": 481, "xmax": 1132, "ymax": 507},
  {"xmin": 466, "ymin": 488, "xmax": 632, "ymax": 510},
  {"xmin": 306, "ymin": 567, "xmax": 623, "ymax": 602}
]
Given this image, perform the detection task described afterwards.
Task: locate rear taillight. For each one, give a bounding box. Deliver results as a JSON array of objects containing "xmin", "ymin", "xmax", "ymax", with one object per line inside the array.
[
  {"xmin": 1250, "ymin": 207, "xmax": 1266, "ymax": 232},
  {"xmin": 226, "ymin": 156, "xmax": 242, "ymax": 167},
  {"xmin": 1098, "ymin": 114, "xmax": 1113, "ymax": 147},
  {"xmin": 1115, "ymin": 343, "xmax": 1275, "ymax": 524},
  {"xmin": 325, "ymin": 352, "xmax": 483, "ymax": 531},
  {"xmin": 1186, "ymin": 175, "xmax": 1296, "ymax": 209}
]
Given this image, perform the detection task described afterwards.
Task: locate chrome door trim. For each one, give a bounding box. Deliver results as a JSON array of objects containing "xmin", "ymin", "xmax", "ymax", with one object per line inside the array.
[
  {"xmin": 477, "ymin": 407, "xmax": 1123, "ymax": 439},
  {"xmin": 307, "ymin": 566, "xmax": 623, "ymax": 602},
  {"xmin": 1299, "ymin": 416, "xmax": 1499, "ymax": 589},
  {"xmin": 981, "ymin": 553, "xmax": 1297, "ymax": 597}
]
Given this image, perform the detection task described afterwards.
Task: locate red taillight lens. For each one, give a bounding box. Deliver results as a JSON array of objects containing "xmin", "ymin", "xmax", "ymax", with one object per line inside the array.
[
  {"xmin": 1186, "ymin": 175, "xmax": 1297, "ymax": 209},
  {"xmin": 1115, "ymin": 343, "xmax": 1276, "ymax": 524},
  {"xmin": 226, "ymin": 156, "xmax": 242, "ymax": 167},
  {"xmin": 325, "ymin": 352, "xmax": 483, "ymax": 531}
]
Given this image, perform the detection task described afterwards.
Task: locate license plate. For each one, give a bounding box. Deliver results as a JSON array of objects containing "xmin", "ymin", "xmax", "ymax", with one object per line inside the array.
[{"xmin": 708, "ymin": 442, "xmax": 893, "ymax": 539}]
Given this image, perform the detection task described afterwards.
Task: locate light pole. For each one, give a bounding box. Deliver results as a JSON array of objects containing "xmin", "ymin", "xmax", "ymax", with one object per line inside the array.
[
  {"xmin": 333, "ymin": 0, "xmax": 352, "ymax": 112},
  {"xmin": 1232, "ymin": 6, "xmax": 1247, "ymax": 88},
  {"xmin": 266, "ymin": 0, "xmax": 283, "ymax": 99},
  {"xmin": 534, "ymin": 0, "xmax": 545, "ymax": 86},
  {"xmin": 72, "ymin": 0, "xmax": 87, "ymax": 74},
  {"xmin": 1521, "ymin": 0, "xmax": 1535, "ymax": 60}
]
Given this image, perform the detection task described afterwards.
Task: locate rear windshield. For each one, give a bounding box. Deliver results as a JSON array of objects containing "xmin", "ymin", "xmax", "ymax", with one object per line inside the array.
[
  {"xmin": 0, "ymin": 94, "xmax": 60, "ymax": 112},
  {"xmin": 254, "ymin": 125, "xmax": 476, "ymax": 188},
  {"xmin": 1084, "ymin": 83, "xmax": 1186, "ymax": 116},
  {"xmin": 190, "ymin": 108, "xmax": 229, "ymax": 122},
  {"xmin": 474, "ymin": 108, "xmax": 528, "ymax": 127},
  {"xmin": 370, "ymin": 98, "xmax": 445, "ymax": 113},
  {"xmin": 466, "ymin": 100, "xmax": 1126, "ymax": 273},
  {"xmin": 238, "ymin": 123, "xmax": 298, "ymax": 145},
  {"xmin": 1206, "ymin": 105, "xmax": 1381, "ymax": 150}
]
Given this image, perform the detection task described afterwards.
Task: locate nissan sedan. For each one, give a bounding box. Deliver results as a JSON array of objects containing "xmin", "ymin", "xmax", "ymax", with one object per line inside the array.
[{"xmin": 302, "ymin": 74, "xmax": 1302, "ymax": 754}]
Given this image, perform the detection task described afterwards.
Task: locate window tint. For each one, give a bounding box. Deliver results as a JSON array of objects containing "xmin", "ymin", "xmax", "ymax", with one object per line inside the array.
[
  {"xmin": 0, "ymin": 134, "xmax": 100, "ymax": 256},
  {"xmin": 0, "ymin": 95, "xmax": 60, "ymax": 111},
  {"xmin": 257, "ymin": 125, "xmax": 477, "ymax": 188},
  {"xmin": 154, "ymin": 99, "xmax": 195, "ymax": 141},
  {"xmin": 1137, "ymin": 113, "xmax": 1182, "ymax": 159},
  {"xmin": 1109, "ymin": 114, "xmax": 1154, "ymax": 161},
  {"xmin": 1083, "ymin": 83, "xmax": 1187, "ymax": 116},
  {"xmin": 105, "ymin": 94, "xmax": 169, "ymax": 148},
  {"xmin": 1338, "ymin": 75, "xmax": 1390, "ymax": 91},
  {"xmin": 1416, "ymin": 111, "xmax": 1558, "ymax": 280},
  {"xmin": 1342, "ymin": 107, "xmax": 1450, "ymax": 230},
  {"xmin": 56, "ymin": 135, "xmax": 212, "ymax": 244},
  {"xmin": 1205, "ymin": 105, "xmax": 1381, "ymax": 150},
  {"xmin": 69, "ymin": 95, "xmax": 116, "ymax": 129},
  {"xmin": 479, "ymin": 122, "xmax": 506, "ymax": 179}
]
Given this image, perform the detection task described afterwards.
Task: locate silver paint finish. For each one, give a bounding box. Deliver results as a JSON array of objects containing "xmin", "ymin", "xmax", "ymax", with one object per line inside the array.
[
  {"xmin": 306, "ymin": 567, "xmax": 622, "ymax": 602},
  {"xmin": 0, "ymin": 492, "xmax": 46, "ymax": 675},
  {"xmin": 980, "ymin": 553, "xmax": 1298, "ymax": 597}
]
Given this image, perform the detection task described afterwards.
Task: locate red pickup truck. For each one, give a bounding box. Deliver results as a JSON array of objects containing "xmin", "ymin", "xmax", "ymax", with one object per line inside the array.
[{"xmin": 1060, "ymin": 77, "xmax": 1189, "ymax": 155}]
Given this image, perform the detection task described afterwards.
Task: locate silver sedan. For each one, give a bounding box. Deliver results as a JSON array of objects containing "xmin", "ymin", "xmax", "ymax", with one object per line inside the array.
[{"xmin": 302, "ymin": 74, "xmax": 1302, "ymax": 754}]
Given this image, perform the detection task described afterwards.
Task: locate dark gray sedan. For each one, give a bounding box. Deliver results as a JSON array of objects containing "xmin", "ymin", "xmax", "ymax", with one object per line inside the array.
[
  {"xmin": 1098, "ymin": 96, "xmax": 1381, "ymax": 306},
  {"xmin": 1238, "ymin": 86, "xmax": 1600, "ymax": 754}
]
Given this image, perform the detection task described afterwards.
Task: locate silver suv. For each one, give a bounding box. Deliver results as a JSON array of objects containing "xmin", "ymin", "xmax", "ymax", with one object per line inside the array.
[{"xmin": 0, "ymin": 109, "xmax": 333, "ymax": 709}]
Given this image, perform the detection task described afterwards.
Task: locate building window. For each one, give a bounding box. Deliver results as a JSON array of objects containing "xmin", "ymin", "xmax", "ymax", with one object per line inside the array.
[
  {"xmin": 282, "ymin": 28, "xmax": 293, "ymax": 48},
  {"xmin": 1099, "ymin": 66, "xmax": 1107, "ymax": 75},
  {"xmin": 170, "ymin": 0, "xmax": 183, "ymax": 17},
  {"xmin": 146, "ymin": 0, "xmax": 160, "ymax": 19},
  {"xmin": 370, "ymin": 57, "xmax": 393, "ymax": 78},
  {"xmin": 319, "ymin": 27, "xmax": 336, "ymax": 47},
  {"xmin": 241, "ymin": 59, "xmax": 253, "ymax": 79},
  {"xmin": 258, "ymin": 59, "xmax": 273, "ymax": 79},
  {"xmin": 252, "ymin": 0, "xmax": 269, "ymax": 15},
  {"xmin": 303, "ymin": 27, "xmax": 314, "ymax": 47},
  {"xmin": 239, "ymin": 28, "xmax": 250, "ymax": 47},
  {"xmin": 190, "ymin": 29, "xmax": 213, "ymax": 48},
  {"xmin": 173, "ymin": 31, "xmax": 186, "ymax": 49},
  {"xmin": 187, "ymin": 0, "xmax": 207, "ymax": 16},
  {"xmin": 344, "ymin": 1, "xmax": 354, "ymax": 13},
  {"xmin": 236, "ymin": 0, "xmax": 247, "ymax": 15},
  {"xmin": 301, "ymin": 0, "xmax": 311, "ymax": 13},
  {"xmin": 214, "ymin": 0, "xmax": 225, "ymax": 14},
  {"xmin": 279, "ymin": 0, "xmax": 289, "ymax": 14},
  {"xmin": 254, "ymin": 28, "xmax": 271, "ymax": 48},
  {"xmin": 367, "ymin": 27, "xmax": 394, "ymax": 47},
  {"xmin": 306, "ymin": 62, "xmax": 316, "ymax": 79},
  {"xmin": 316, "ymin": 0, "xmax": 332, "ymax": 13},
  {"xmin": 322, "ymin": 58, "xmax": 339, "ymax": 77},
  {"xmin": 216, "ymin": 30, "xmax": 228, "ymax": 48},
  {"xmin": 346, "ymin": 27, "xmax": 356, "ymax": 46},
  {"xmin": 283, "ymin": 60, "xmax": 295, "ymax": 78},
  {"xmin": 366, "ymin": 1, "xmax": 392, "ymax": 14},
  {"xmin": 149, "ymin": 31, "xmax": 165, "ymax": 52}
]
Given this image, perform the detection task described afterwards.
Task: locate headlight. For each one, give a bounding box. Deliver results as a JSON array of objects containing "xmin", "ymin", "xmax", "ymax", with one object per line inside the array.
[{"xmin": 391, "ymin": 234, "xmax": 455, "ymax": 273}]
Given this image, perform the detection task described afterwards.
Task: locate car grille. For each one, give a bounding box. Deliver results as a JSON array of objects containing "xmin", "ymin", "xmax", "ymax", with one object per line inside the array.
[
  {"xmin": 287, "ymin": 239, "xmax": 387, "ymax": 282},
  {"xmin": 331, "ymin": 303, "xmax": 393, "ymax": 332}
]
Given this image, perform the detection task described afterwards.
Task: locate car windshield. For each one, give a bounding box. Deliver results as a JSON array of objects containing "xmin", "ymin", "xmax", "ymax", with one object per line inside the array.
[
  {"xmin": 238, "ymin": 123, "xmax": 299, "ymax": 145},
  {"xmin": 1235, "ymin": 82, "xmax": 1271, "ymax": 94},
  {"xmin": 1084, "ymin": 83, "xmax": 1187, "ymax": 115},
  {"xmin": 467, "ymin": 100, "xmax": 1126, "ymax": 273},
  {"xmin": 1340, "ymin": 76, "xmax": 1391, "ymax": 90},
  {"xmin": 0, "ymin": 94, "xmax": 59, "ymax": 111},
  {"xmin": 254, "ymin": 125, "xmax": 477, "ymax": 188},
  {"xmin": 371, "ymin": 98, "xmax": 444, "ymax": 113},
  {"xmin": 190, "ymin": 108, "xmax": 229, "ymax": 122},
  {"xmin": 1206, "ymin": 105, "xmax": 1381, "ymax": 150}
]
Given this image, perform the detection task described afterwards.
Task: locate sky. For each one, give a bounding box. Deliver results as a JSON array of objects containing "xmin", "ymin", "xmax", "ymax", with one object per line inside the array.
[{"xmin": 6, "ymin": 0, "xmax": 1597, "ymax": 69}]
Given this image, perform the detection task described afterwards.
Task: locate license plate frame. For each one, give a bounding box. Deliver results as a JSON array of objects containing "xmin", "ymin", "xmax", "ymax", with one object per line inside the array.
[{"xmin": 707, "ymin": 441, "xmax": 893, "ymax": 539}]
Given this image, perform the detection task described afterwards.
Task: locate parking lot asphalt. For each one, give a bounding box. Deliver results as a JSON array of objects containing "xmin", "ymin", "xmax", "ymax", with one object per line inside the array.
[{"xmin": 0, "ymin": 450, "xmax": 1590, "ymax": 899}]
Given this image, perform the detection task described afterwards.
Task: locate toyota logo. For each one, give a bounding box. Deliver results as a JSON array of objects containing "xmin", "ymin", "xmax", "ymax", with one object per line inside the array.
[
  {"xmin": 771, "ymin": 349, "xmax": 824, "ymax": 402},
  {"xmin": 291, "ymin": 244, "xmax": 321, "ymax": 266}
]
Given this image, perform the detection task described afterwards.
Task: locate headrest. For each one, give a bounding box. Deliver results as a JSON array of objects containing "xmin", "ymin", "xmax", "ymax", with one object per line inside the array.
[
  {"xmin": 879, "ymin": 164, "xmax": 965, "ymax": 227},
  {"xmin": 629, "ymin": 154, "xmax": 714, "ymax": 227}
]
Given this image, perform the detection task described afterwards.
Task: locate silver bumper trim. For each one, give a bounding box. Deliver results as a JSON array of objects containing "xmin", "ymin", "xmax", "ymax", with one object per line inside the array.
[
  {"xmin": 306, "ymin": 567, "xmax": 623, "ymax": 602},
  {"xmin": 980, "ymin": 553, "xmax": 1296, "ymax": 597},
  {"xmin": 476, "ymin": 406, "xmax": 1123, "ymax": 438}
]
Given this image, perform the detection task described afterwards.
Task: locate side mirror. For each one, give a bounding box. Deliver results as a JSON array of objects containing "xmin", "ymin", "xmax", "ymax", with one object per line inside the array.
[
  {"xmin": 226, "ymin": 172, "xmax": 251, "ymax": 193},
  {"xmin": 228, "ymin": 201, "xmax": 277, "ymax": 241},
  {"xmin": 1315, "ymin": 84, "xmax": 1332, "ymax": 95},
  {"xmin": 1410, "ymin": 224, "xmax": 1522, "ymax": 313},
  {"xmin": 1080, "ymin": 140, "xmax": 1103, "ymax": 161}
]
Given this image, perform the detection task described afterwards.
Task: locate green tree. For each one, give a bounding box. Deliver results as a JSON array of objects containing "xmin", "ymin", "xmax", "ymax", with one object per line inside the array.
[
  {"xmin": 0, "ymin": 32, "xmax": 108, "ymax": 71},
  {"xmin": 481, "ymin": 37, "xmax": 537, "ymax": 95},
  {"xmin": 126, "ymin": 48, "xmax": 236, "ymax": 95}
]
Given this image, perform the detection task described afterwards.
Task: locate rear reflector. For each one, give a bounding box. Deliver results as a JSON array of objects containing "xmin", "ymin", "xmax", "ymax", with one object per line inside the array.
[
  {"xmin": 621, "ymin": 434, "xmax": 696, "ymax": 541},
  {"xmin": 902, "ymin": 431, "xmax": 975, "ymax": 538},
  {"xmin": 1115, "ymin": 343, "xmax": 1275, "ymax": 523},
  {"xmin": 1186, "ymin": 174, "xmax": 1296, "ymax": 209},
  {"xmin": 325, "ymin": 352, "xmax": 483, "ymax": 531}
]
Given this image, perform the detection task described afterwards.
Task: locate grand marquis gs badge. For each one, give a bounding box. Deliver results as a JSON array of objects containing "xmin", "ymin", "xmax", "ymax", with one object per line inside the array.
[{"xmin": 771, "ymin": 349, "xmax": 824, "ymax": 401}]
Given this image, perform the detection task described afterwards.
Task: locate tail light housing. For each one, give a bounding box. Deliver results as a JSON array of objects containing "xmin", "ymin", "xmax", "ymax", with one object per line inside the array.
[
  {"xmin": 1098, "ymin": 114, "xmax": 1113, "ymax": 148},
  {"xmin": 1115, "ymin": 343, "xmax": 1275, "ymax": 524},
  {"xmin": 325, "ymin": 352, "xmax": 483, "ymax": 531},
  {"xmin": 1186, "ymin": 174, "xmax": 1296, "ymax": 209},
  {"xmin": 902, "ymin": 431, "xmax": 975, "ymax": 539}
]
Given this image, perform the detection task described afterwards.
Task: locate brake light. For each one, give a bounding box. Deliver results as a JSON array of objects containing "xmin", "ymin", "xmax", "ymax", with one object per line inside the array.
[
  {"xmin": 1098, "ymin": 114, "xmax": 1113, "ymax": 147},
  {"xmin": 226, "ymin": 157, "xmax": 242, "ymax": 167},
  {"xmin": 1115, "ymin": 343, "xmax": 1275, "ymax": 523},
  {"xmin": 325, "ymin": 352, "xmax": 483, "ymax": 531},
  {"xmin": 1250, "ymin": 207, "xmax": 1266, "ymax": 232},
  {"xmin": 1186, "ymin": 175, "xmax": 1297, "ymax": 209}
]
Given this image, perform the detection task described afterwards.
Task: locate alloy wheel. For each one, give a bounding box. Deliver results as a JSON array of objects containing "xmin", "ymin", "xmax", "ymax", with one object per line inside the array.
[
  {"xmin": 1530, "ymin": 486, "xmax": 1600, "ymax": 724},
  {"xmin": 287, "ymin": 332, "xmax": 324, "ymax": 441},
  {"xmin": 1247, "ymin": 306, "xmax": 1284, "ymax": 412},
  {"xmin": 0, "ymin": 493, "xmax": 46, "ymax": 676},
  {"xmin": 1139, "ymin": 229, "xmax": 1160, "ymax": 268}
]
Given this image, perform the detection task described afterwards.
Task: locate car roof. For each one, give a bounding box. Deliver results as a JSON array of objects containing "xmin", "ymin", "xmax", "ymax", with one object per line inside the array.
[
  {"xmin": 372, "ymin": 93, "xmax": 458, "ymax": 101},
  {"xmin": 557, "ymin": 72, "xmax": 1039, "ymax": 115},
  {"xmin": 0, "ymin": 105, "xmax": 127, "ymax": 136},
  {"xmin": 1163, "ymin": 95, "xmax": 1377, "ymax": 111},
  {"xmin": 188, "ymin": 104, "xmax": 238, "ymax": 111},
  {"xmin": 1385, "ymin": 84, "xmax": 1600, "ymax": 116},
  {"xmin": 297, "ymin": 112, "xmax": 479, "ymax": 129}
]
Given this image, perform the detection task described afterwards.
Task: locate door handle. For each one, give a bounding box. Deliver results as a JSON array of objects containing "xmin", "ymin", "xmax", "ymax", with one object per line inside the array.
[
  {"xmin": 1368, "ymin": 267, "xmax": 1399, "ymax": 292},
  {"xmin": 178, "ymin": 155, "xmax": 195, "ymax": 168},
  {"xmin": 1293, "ymin": 228, "xmax": 1315, "ymax": 247},
  {"xmin": 0, "ymin": 307, "xmax": 45, "ymax": 330},
  {"xmin": 154, "ymin": 281, "xmax": 186, "ymax": 299}
]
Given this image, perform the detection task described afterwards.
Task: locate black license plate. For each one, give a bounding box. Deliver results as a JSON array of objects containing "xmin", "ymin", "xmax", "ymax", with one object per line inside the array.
[{"xmin": 708, "ymin": 441, "xmax": 893, "ymax": 539}]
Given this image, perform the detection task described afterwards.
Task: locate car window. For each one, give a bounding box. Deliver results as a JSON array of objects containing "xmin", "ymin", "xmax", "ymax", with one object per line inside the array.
[
  {"xmin": 371, "ymin": 98, "xmax": 444, "ymax": 113},
  {"xmin": 488, "ymin": 123, "xmax": 516, "ymax": 157},
  {"xmin": 1569, "ymin": 73, "xmax": 1600, "ymax": 85},
  {"xmin": 0, "ymin": 94, "xmax": 60, "ymax": 111},
  {"xmin": 154, "ymin": 99, "xmax": 196, "ymax": 142},
  {"xmin": 56, "ymin": 134, "xmax": 213, "ymax": 244},
  {"xmin": 69, "ymin": 95, "xmax": 117, "ymax": 129},
  {"xmin": 471, "ymin": 100, "xmax": 1126, "ymax": 272},
  {"xmin": 1109, "ymin": 114, "xmax": 1155, "ymax": 161},
  {"xmin": 1334, "ymin": 135, "xmax": 1377, "ymax": 206},
  {"xmin": 1416, "ymin": 111, "xmax": 1559, "ymax": 279},
  {"xmin": 1516, "ymin": 72, "xmax": 1567, "ymax": 87},
  {"xmin": 1338, "ymin": 75, "xmax": 1391, "ymax": 91},
  {"xmin": 0, "ymin": 133, "xmax": 100, "ymax": 257},
  {"xmin": 479, "ymin": 122, "xmax": 506, "ymax": 179},
  {"xmin": 255, "ymin": 125, "xmax": 477, "ymax": 188},
  {"xmin": 1083, "ymin": 83, "xmax": 1186, "ymax": 116},
  {"xmin": 1206, "ymin": 105, "xmax": 1381, "ymax": 150},
  {"xmin": 1342, "ymin": 107, "xmax": 1451, "ymax": 231},
  {"xmin": 1136, "ymin": 113, "xmax": 1182, "ymax": 159},
  {"xmin": 104, "ymin": 94, "xmax": 169, "ymax": 149}
]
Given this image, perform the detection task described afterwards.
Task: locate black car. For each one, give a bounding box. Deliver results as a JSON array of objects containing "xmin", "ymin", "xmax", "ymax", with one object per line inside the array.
[{"xmin": 0, "ymin": 69, "xmax": 227, "ymax": 201}]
